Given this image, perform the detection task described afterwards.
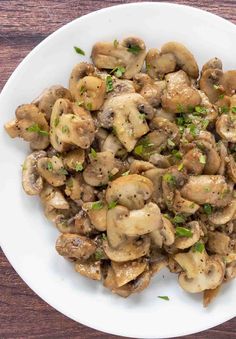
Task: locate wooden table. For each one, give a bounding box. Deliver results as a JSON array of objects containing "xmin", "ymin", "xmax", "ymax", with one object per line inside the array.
[{"xmin": 0, "ymin": 1, "xmax": 235, "ymax": 338}]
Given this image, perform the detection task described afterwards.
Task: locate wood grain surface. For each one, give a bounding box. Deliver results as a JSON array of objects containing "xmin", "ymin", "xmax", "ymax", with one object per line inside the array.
[{"xmin": 0, "ymin": 1, "xmax": 236, "ymax": 338}]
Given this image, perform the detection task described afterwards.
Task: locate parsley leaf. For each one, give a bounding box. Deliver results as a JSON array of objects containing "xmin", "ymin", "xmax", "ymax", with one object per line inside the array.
[
  {"xmin": 108, "ymin": 200, "xmax": 117, "ymax": 210},
  {"xmin": 163, "ymin": 173, "xmax": 176, "ymax": 186},
  {"xmin": 122, "ymin": 170, "xmax": 130, "ymax": 176},
  {"xmin": 73, "ymin": 46, "xmax": 85, "ymax": 55},
  {"xmin": 127, "ymin": 44, "xmax": 142, "ymax": 55},
  {"xmin": 62, "ymin": 125, "xmax": 70, "ymax": 134},
  {"xmin": 90, "ymin": 148, "xmax": 97, "ymax": 158},
  {"xmin": 232, "ymin": 107, "xmax": 236, "ymax": 113},
  {"xmin": 113, "ymin": 39, "xmax": 119, "ymax": 48},
  {"xmin": 110, "ymin": 66, "xmax": 126, "ymax": 78},
  {"xmin": 193, "ymin": 242, "xmax": 205, "ymax": 253},
  {"xmin": 94, "ymin": 249, "xmax": 106, "ymax": 260},
  {"xmin": 106, "ymin": 75, "xmax": 113, "ymax": 93},
  {"xmin": 91, "ymin": 201, "xmax": 103, "ymax": 210},
  {"xmin": 171, "ymin": 149, "xmax": 182, "ymax": 160},
  {"xmin": 75, "ymin": 162, "xmax": 83, "ymax": 172},
  {"xmin": 203, "ymin": 203, "xmax": 212, "ymax": 215},
  {"xmin": 199, "ymin": 154, "xmax": 206, "ymax": 164},
  {"xmin": 158, "ymin": 296, "xmax": 170, "ymax": 301},
  {"xmin": 176, "ymin": 227, "xmax": 193, "ymax": 238},
  {"xmin": 26, "ymin": 123, "xmax": 49, "ymax": 136},
  {"xmin": 173, "ymin": 214, "xmax": 185, "ymax": 224},
  {"xmin": 47, "ymin": 161, "xmax": 53, "ymax": 171}
]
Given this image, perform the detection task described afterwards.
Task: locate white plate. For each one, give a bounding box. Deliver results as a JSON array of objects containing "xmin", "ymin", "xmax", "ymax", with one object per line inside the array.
[{"xmin": 0, "ymin": 2, "xmax": 235, "ymax": 338}]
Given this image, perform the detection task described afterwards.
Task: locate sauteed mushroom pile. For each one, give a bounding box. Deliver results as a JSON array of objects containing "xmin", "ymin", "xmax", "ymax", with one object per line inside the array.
[{"xmin": 5, "ymin": 37, "xmax": 236, "ymax": 306}]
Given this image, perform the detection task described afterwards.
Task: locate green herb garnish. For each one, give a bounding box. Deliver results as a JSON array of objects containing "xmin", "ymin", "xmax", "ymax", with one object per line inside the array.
[
  {"xmin": 91, "ymin": 201, "xmax": 103, "ymax": 210},
  {"xmin": 199, "ymin": 154, "xmax": 206, "ymax": 164},
  {"xmin": 195, "ymin": 106, "xmax": 207, "ymax": 114},
  {"xmin": 177, "ymin": 163, "xmax": 184, "ymax": 171},
  {"xmin": 106, "ymin": 75, "xmax": 113, "ymax": 93},
  {"xmin": 26, "ymin": 123, "xmax": 49, "ymax": 136},
  {"xmin": 163, "ymin": 173, "xmax": 176, "ymax": 186},
  {"xmin": 175, "ymin": 227, "xmax": 193, "ymax": 238},
  {"xmin": 80, "ymin": 85, "xmax": 86, "ymax": 95},
  {"xmin": 54, "ymin": 117, "xmax": 60, "ymax": 127},
  {"xmin": 73, "ymin": 46, "xmax": 85, "ymax": 55},
  {"xmin": 47, "ymin": 161, "xmax": 53, "ymax": 171},
  {"xmin": 173, "ymin": 215, "xmax": 186, "ymax": 224},
  {"xmin": 110, "ymin": 66, "xmax": 126, "ymax": 78},
  {"xmin": 108, "ymin": 200, "xmax": 117, "ymax": 210},
  {"xmin": 113, "ymin": 39, "xmax": 119, "ymax": 48},
  {"xmin": 90, "ymin": 148, "xmax": 97, "ymax": 158},
  {"xmin": 167, "ymin": 139, "xmax": 175, "ymax": 147},
  {"xmin": 122, "ymin": 170, "xmax": 130, "ymax": 176},
  {"xmin": 177, "ymin": 104, "xmax": 184, "ymax": 113},
  {"xmin": 158, "ymin": 296, "xmax": 170, "ymax": 301},
  {"xmin": 86, "ymin": 102, "xmax": 93, "ymax": 111},
  {"xmin": 193, "ymin": 242, "xmax": 205, "ymax": 253},
  {"xmin": 94, "ymin": 249, "xmax": 106, "ymax": 260},
  {"xmin": 203, "ymin": 203, "xmax": 212, "ymax": 215},
  {"xmin": 171, "ymin": 149, "xmax": 182, "ymax": 160},
  {"xmin": 127, "ymin": 44, "xmax": 142, "ymax": 55},
  {"xmin": 232, "ymin": 107, "xmax": 236, "ymax": 113},
  {"xmin": 219, "ymin": 106, "xmax": 229, "ymax": 114},
  {"xmin": 62, "ymin": 125, "xmax": 69, "ymax": 134},
  {"xmin": 75, "ymin": 162, "xmax": 83, "ymax": 172}
]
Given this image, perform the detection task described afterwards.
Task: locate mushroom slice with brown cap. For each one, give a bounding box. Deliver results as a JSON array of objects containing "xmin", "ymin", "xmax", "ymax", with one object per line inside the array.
[
  {"xmin": 161, "ymin": 70, "xmax": 201, "ymax": 113},
  {"xmin": 106, "ymin": 174, "xmax": 154, "ymax": 210},
  {"xmin": 37, "ymin": 155, "xmax": 67, "ymax": 187},
  {"xmin": 227, "ymin": 155, "xmax": 236, "ymax": 183},
  {"xmin": 129, "ymin": 160, "xmax": 155, "ymax": 175},
  {"xmin": 82, "ymin": 202, "xmax": 107, "ymax": 232},
  {"xmin": 174, "ymin": 249, "xmax": 225, "ymax": 293},
  {"xmin": 203, "ymin": 285, "xmax": 221, "ymax": 307},
  {"xmin": 111, "ymin": 259, "xmax": 148, "ymax": 287},
  {"xmin": 113, "ymin": 202, "xmax": 162, "ymax": 237},
  {"xmin": 216, "ymin": 114, "xmax": 236, "ymax": 142},
  {"xmin": 83, "ymin": 151, "xmax": 119, "ymax": 187},
  {"xmin": 22, "ymin": 151, "xmax": 46, "ymax": 195},
  {"xmin": 50, "ymin": 99, "xmax": 95, "ymax": 151},
  {"xmin": 221, "ymin": 70, "xmax": 236, "ymax": 96},
  {"xmin": 40, "ymin": 184, "xmax": 69, "ymax": 211},
  {"xmin": 207, "ymin": 231, "xmax": 231, "ymax": 255},
  {"xmin": 62, "ymin": 149, "xmax": 85, "ymax": 171},
  {"xmin": 200, "ymin": 69, "xmax": 224, "ymax": 103},
  {"xmin": 56, "ymin": 233, "xmax": 97, "ymax": 260},
  {"xmin": 75, "ymin": 260, "xmax": 101, "ymax": 280},
  {"xmin": 225, "ymin": 261, "xmax": 236, "ymax": 282},
  {"xmin": 91, "ymin": 36, "xmax": 146, "ymax": 79},
  {"xmin": 106, "ymin": 205, "xmax": 127, "ymax": 248},
  {"xmin": 208, "ymin": 199, "xmax": 236, "ymax": 226},
  {"xmin": 182, "ymin": 148, "xmax": 205, "ymax": 175},
  {"xmin": 103, "ymin": 236, "xmax": 150, "ymax": 262},
  {"xmin": 197, "ymin": 90, "xmax": 218, "ymax": 124},
  {"xmin": 101, "ymin": 134, "xmax": 127, "ymax": 158},
  {"xmin": 201, "ymin": 57, "xmax": 223, "ymax": 73},
  {"xmin": 103, "ymin": 266, "xmax": 132, "ymax": 297},
  {"xmin": 175, "ymin": 221, "xmax": 202, "ymax": 250},
  {"xmin": 150, "ymin": 215, "xmax": 175, "ymax": 247},
  {"xmin": 5, "ymin": 104, "xmax": 50, "ymax": 150},
  {"xmin": 107, "ymin": 78, "xmax": 135, "ymax": 99},
  {"xmin": 32, "ymin": 85, "xmax": 72, "ymax": 121},
  {"xmin": 99, "ymin": 93, "xmax": 154, "ymax": 152},
  {"xmin": 65, "ymin": 174, "xmax": 95, "ymax": 202},
  {"xmin": 161, "ymin": 42, "xmax": 199, "ymax": 78},
  {"xmin": 180, "ymin": 175, "xmax": 232, "ymax": 207},
  {"xmin": 146, "ymin": 48, "xmax": 176, "ymax": 79}
]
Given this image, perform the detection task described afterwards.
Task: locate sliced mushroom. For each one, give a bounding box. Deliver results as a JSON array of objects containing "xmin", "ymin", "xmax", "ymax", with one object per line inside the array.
[
  {"xmin": 146, "ymin": 48, "xmax": 176, "ymax": 79},
  {"xmin": 50, "ymin": 100, "xmax": 95, "ymax": 151},
  {"xmin": 5, "ymin": 104, "xmax": 49, "ymax": 149},
  {"xmin": 62, "ymin": 149, "xmax": 85, "ymax": 171},
  {"xmin": 198, "ymin": 90, "xmax": 218, "ymax": 124},
  {"xmin": 200, "ymin": 69, "xmax": 224, "ymax": 103},
  {"xmin": 75, "ymin": 260, "xmax": 101, "ymax": 280},
  {"xmin": 207, "ymin": 231, "xmax": 230, "ymax": 255},
  {"xmin": 227, "ymin": 155, "xmax": 236, "ymax": 182},
  {"xmin": 150, "ymin": 215, "xmax": 175, "ymax": 247},
  {"xmin": 174, "ymin": 249, "xmax": 225, "ymax": 293},
  {"xmin": 40, "ymin": 183, "xmax": 69, "ymax": 211},
  {"xmin": 37, "ymin": 156, "xmax": 67, "ymax": 187},
  {"xmin": 182, "ymin": 148, "xmax": 205, "ymax": 175},
  {"xmin": 99, "ymin": 93, "xmax": 154, "ymax": 151},
  {"xmin": 69, "ymin": 63, "xmax": 106, "ymax": 110},
  {"xmin": 201, "ymin": 57, "xmax": 222, "ymax": 74},
  {"xmin": 208, "ymin": 199, "xmax": 236, "ymax": 225},
  {"xmin": 83, "ymin": 151, "xmax": 119, "ymax": 187},
  {"xmin": 22, "ymin": 151, "xmax": 46, "ymax": 195},
  {"xmin": 65, "ymin": 174, "xmax": 95, "ymax": 203},
  {"xmin": 82, "ymin": 202, "xmax": 107, "ymax": 231},
  {"xmin": 111, "ymin": 259, "xmax": 147, "ymax": 287},
  {"xmin": 217, "ymin": 141, "xmax": 228, "ymax": 175},
  {"xmin": 56, "ymin": 233, "xmax": 96, "ymax": 260},
  {"xmin": 175, "ymin": 221, "xmax": 202, "ymax": 249},
  {"xmin": 173, "ymin": 190, "xmax": 200, "ymax": 215},
  {"xmin": 221, "ymin": 70, "xmax": 236, "ymax": 96},
  {"xmin": 225, "ymin": 261, "xmax": 236, "ymax": 282},
  {"xmin": 203, "ymin": 285, "xmax": 221, "ymax": 307},
  {"xmin": 216, "ymin": 114, "xmax": 236, "ymax": 142},
  {"xmin": 32, "ymin": 85, "xmax": 72, "ymax": 120},
  {"xmin": 180, "ymin": 175, "xmax": 232, "ymax": 207},
  {"xmin": 106, "ymin": 174, "xmax": 154, "ymax": 210},
  {"xmin": 161, "ymin": 70, "xmax": 201, "ymax": 113},
  {"xmin": 101, "ymin": 133, "xmax": 127, "ymax": 158},
  {"xmin": 107, "ymin": 78, "xmax": 135, "ymax": 98},
  {"xmin": 103, "ymin": 236, "xmax": 150, "ymax": 262},
  {"xmin": 91, "ymin": 37, "xmax": 146, "ymax": 79},
  {"xmin": 103, "ymin": 266, "xmax": 132, "ymax": 297}
]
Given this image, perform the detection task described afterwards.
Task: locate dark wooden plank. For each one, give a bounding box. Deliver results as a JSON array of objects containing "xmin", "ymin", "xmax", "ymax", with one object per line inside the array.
[{"xmin": 0, "ymin": 0, "xmax": 236, "ymax": 338}]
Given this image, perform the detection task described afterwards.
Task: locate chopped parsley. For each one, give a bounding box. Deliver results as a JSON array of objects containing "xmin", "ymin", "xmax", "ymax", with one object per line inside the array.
[
  {"xmin": 139, "ymin": 113, "xmax": 146, "ymax": 121},
  {"xmin": 213, "ymin": 84, "xmax": 220, "ymax": 90},
  {"xmin": 47, "ymin": 161, "xmax": 53, "ymax": 171},
  {"xmin": 158, "ymin": 296, "xmax": 170, "ymax": 301},
  {"xmin": 195, "ymin": 106, "xmax": 207, "ymax": 115},
  {"xmin": 177, "ymin": 104, "xmax": 184, "ymax": 113},
  {"xmin": 113, "ymin": 39, "xmax": 119, "ymax": 48},
  {"xmin": 199, "ymin": 154, "xmax": 206, "ymax": 164},
  {"xmin": 108, "ymin": 200, "xmax": 117, "ymax": 210},
  {"xmin": 163, "ymin": 173, "xmax": 176, "ymax": 186},
  {"xmin": 86, "ymin": 102, "xmax": 93, "ymax": 111},
  {"xmin": 218, "ymin": 94, "xmax": 225, "ymax": 100},
  {"xmin": 80, "ymin": 85, "xmax": 86, "ymax": 95},
  {"xmin": 203, "ymin": 203, "xmax": 212, "ymax": 215},
  {"xmin": 106, "ymin": 75, "xmax": 113, "ymax": 93},
  {"xmin": 177, "ymin": 163, "xmax": 184, "ymax": 171},
  {"xmin": 110, "ymin": 66, "xmax": 126, "ymax": 78},
  {"xmin": 171, "ymin": 149, "xmax": 182, "ymax": 160},
  {"xmin": 193, "ymin": 242, "xmax": 205, "ymax": 253},
  {"xmin": 134, "ymin": 145, "xmax": 144, "ymax": 156},
  {"xmin": 76, "ymin": 101, "xmax": 84, "ymax": 106},
  {"xmin": 102, "ymin": 233, "xmax": 107, "ymax": 240},
  {"xmin": 189, "ymin": 124, "xmax": 199, "ymax": 136},
  {"xmin": 94, "ymin": 249, "xmax": 106, "ymax": 260},
  {"xmin": 173, "ymin": 214, "xmax": 186, "ymax": 224},
  {"xmin": 73, "ymin": 46, "xmax": 85, "ymax": 55},
  {"xmin": 175, "ymin": 227, "xmax": 193, "ymax": 238},
  {"xmin": 90, "ymin": 148, "xmax": 97, "ymax": 158},
  {"xmin": 127, "ymin": 44, "xmax": 142, "ymax": 55},
  {"xmin": 54, "ymin": 117, "xmax": 60, "ymax": 127},
  {"xmin": 134, "ymin": 138, "xmax": 154, "ymax": 156},
  {"xmin": 219, "ymin": 106, "xmax": 229, "ymax": 114},
  {"xmin": 167, "ymin": 139, "xmax": 175, "ymax": 147},
  {"xmin": 232, "ymin": 107, "xmax": 236, "ymax": 113},
  {"xmin": 122, "ymin": 170, "xmax": 130, "ymax": 176},
  {"xmin": 62, "ymin": 125, "xmax": 70, "ymax": 134},
  {"xmin": 26, "ymin": 123, "xmax": 49, "ymax": 136},
  {"xmin": 91, "ymin": 201, "xmax": 103, "ymax": 210},
  {"xmin": 75, "ymin": 162, "xmax": 83, "ymax": 172}
]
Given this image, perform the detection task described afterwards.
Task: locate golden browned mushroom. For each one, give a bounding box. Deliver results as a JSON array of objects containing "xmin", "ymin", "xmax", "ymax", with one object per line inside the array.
[
  {"xmin": 62, "ymin": 149, "xmax": 85, "ymax": 171},
  {"xmin": 106, "ymin": 174, "xmax": 154, "ymax": 210},
  {"xmin": 182, "ymin": 148, "xmax": 205, "ymax": 175},
  {"xmin": 111, "ymin": 258, "xmax": 147, "ymax": 287},
  {"xmin": 180, "ymin": 175, "xmax": 232, "ymax": 207},
  {"xmin": 173, "ymin": 191, "xmax": 200, "ymax": 215},
  {"xmin": 91, "ymin": 37, "xmax": 146, "ymax": 79},
  {"xmin": 150, "ymin": 215, "xmax": 175, "ymax": 247},
  {"xmin": 83, "ymin": 151, "xmax": 120, "ymax": 187},
  {"xmin": 32, "ymin": 85, "xmax": 72, "ymax": 120},
  {"xmin": 22, "ymin": 151, "xmax": 46, "ymax": 195},
  {"xmin": 221, "ymin": 70, "xmax": 236, "ymax": 96},
  {"xmin": 207, "ymin": 231, "xmax": 231, "ymax": 255},
  {"xmin": 208, "ymin": 199, "xmax": 236, "ymax": 225},
  {"xmin": 200, "ymin": 69, "xmax": 224, "ymax": 103},
  {"xmin": 69, "ymin": 62, "xmax": 106, "ymax": 111},
  {"xmin": 82, "ymin": 201, "xmax": 107, "ymax": 231},
  {"xmin": 65, "ymin": 174, "xmax": 95, "ymax": 202},
  {"xmin": 50, "ymin": 99, "xmax": 95, "ymax": 152},
  {"xmin": 5, "ymin": 104, "xmax": 49, "ymax": 150},
  {"xmin": 56, "ymin": 233, "xmax": 97, "ymax": 259},
  {"xmin": 201, "ymin": 57, "xmax": 223, "ymax": 73},
  {"xmin": 175, "ymin": 221, "xmax": 202, "ymax": 250},
  {"xmin": 161, "ymin": 70, "xmax": 201, "ymax": 113},
  {"xmin": 216, "ymin": 114, "xmax": 236, "ymax": 142},
  {"xmin": 99, "ymin": 93, "xmax": 154, "ymax": 152},
  {"xmin": 174, "ymin": 249, "xmax": 225, "ymax": 293},
  {"xmin": 75, "ymin": 260, "xmax": 102, "ymax": 280},
  {"xmin": 37, "ymin": 155, "xmax": 67, "ymax": 187}
]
